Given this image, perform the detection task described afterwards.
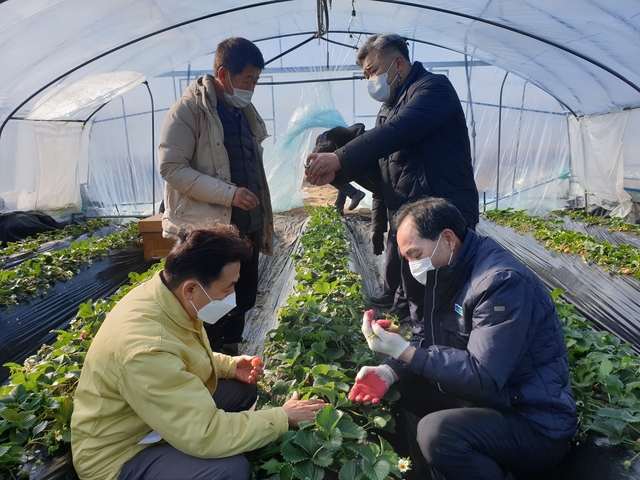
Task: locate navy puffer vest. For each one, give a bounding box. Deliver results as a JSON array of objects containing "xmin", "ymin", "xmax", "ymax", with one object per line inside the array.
[{"xmin": 218, "ymin": 99, "xmax": 263, "ymax": 234}]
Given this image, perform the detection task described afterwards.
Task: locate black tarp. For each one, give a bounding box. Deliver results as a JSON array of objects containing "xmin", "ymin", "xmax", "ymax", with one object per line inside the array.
[{"xmin": 0, "ymin": 212, "xmax": 65, "ymax": 245}]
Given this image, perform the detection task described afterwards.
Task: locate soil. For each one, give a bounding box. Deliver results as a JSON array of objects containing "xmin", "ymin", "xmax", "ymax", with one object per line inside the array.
[{"xmin": 279, "ymin": 182, "xmax": 371, "ymax": 217}]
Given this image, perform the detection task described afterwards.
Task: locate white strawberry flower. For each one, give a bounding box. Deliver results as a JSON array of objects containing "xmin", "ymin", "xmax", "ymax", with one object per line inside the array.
[{"xmin": 398, "ymin": 457, "xmax": 411, "ymax": 473}]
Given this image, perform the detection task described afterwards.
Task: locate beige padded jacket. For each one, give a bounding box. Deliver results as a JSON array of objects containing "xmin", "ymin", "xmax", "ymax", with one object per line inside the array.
[{"xmin": 158, "ymin": 75, "xmax": 274, "ymax": 255}]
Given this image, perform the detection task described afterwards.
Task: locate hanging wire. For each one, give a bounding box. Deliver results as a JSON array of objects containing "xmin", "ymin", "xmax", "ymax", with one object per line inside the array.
[
  {"xmin": 348, "ymin": 0, "xmax": 357, "ymax": 36},
  {"xmin": 316, "ymin": 0, "xmax": 330, "ymax": 37}
]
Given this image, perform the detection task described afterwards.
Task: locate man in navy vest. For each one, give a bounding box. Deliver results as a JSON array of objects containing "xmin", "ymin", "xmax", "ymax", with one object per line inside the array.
[{"xmin": 158, "ymin": 38, "xmax": 274, "ymax": 354}]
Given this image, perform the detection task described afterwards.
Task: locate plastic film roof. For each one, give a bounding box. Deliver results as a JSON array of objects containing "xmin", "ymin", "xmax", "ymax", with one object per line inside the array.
[{"xmin": 1, "ymin": 0, "xmax": 639, "ymax": 129}]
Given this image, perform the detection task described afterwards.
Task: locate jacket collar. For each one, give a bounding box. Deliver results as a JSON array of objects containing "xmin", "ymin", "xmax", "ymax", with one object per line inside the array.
[
  {"xmin": 191, "ymin": 74, "xmax": 269, "ymax": 143},
  {"xmin": 149, "ymin": 272, "xmax": 202, "ymax": 333},
  {"xmin": 391, "ymin": 61, "xmax": 428, "ymax": 106},
  {"xmin": 425, "ymin": 229, "xmax": 480, "ymax": 304}
]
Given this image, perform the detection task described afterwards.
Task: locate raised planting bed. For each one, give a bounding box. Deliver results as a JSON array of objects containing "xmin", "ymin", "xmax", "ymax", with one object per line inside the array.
[
  {"xmin": 0, "ymin": 223, "xmax": 141, "ymax": 310},
  {"xmin": 0, "ymin": 245, "xmax": 154, "ymax": 382},
  {"xmin": 250, "ymin": 207, "xmax": 409, "ymax": 480},
  {"xmin": 477, "ymin": 218, "xmax": 640, "ymax": 348},
  {"xmin": 0, "ymin": 219, "xmax": 112, "ymax": 270}
]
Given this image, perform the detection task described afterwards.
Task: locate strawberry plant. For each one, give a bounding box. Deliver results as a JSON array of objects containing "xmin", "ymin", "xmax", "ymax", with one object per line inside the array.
[
  {"xmin": 250, "ymin": 206, "xmax": 406, "ymax": 480},
  {"xmin": 0, "ymin": 223, "xmax": 141, "ymax": 310},
  {"xmin": 552, "ymin": 209, "xmax": 640, "ymax": 236},
  {"xmin": 0, "ymin": 262, "xmax": 164, "ymax": 478},
  {"xmin": 0, "ymin": 219, "xmax": 111, "ymax": 266},
  {"xmin": 485, "ymin": 209, "xmax": 640, "ymax": 279},
  {"xmin": 553, "ymin": 289, "xmax": 640, "ymax": 467}
]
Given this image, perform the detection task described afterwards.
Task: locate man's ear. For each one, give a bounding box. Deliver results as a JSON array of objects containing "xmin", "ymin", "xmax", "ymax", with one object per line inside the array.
[
  {"xmin": 442, "ymin": 229, "xmax": 458, "ymax": 249},
  {"xmin": 181, "ymin": 279, "xmax": 198, "ymax": 302}
]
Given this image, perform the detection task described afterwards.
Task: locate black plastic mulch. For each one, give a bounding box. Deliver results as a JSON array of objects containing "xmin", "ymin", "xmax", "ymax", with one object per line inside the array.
[
  {"xmin": 477, "ymin": 219, "xmax": 640, "ymax": 349},
  {"xmin": 0, "ymin": 245, "xmax": 153, "ymax": 383},
  {"xmin": 0, "ymin": 224, "xmax": 126, "ymax": 271},
  {"xmin": 554, "ymin": 215, "xmax": 640, "ymax": 249}
]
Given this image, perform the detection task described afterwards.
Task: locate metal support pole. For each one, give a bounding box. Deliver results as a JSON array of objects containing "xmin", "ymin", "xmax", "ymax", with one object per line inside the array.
[
  {"xmin": 496, "ymin": 71, "xmax": 509, "ymax": 210},
  {"xmin": 143, "ymin": 81, "xmax": 156, "ymax": 215}
]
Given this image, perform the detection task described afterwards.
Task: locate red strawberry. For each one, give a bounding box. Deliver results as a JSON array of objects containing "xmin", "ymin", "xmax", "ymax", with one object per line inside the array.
[{"xmin": 376, "ymin": 319, "xmax": 392, "ymax": 330}]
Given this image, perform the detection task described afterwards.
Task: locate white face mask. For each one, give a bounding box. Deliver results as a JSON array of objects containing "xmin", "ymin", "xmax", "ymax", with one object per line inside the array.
[
  {"xmin": 367, "ymin": 58, "xmax": 399, "ymax": 103},
  {"xmin": 190, "ymin": 281, "xmax": 236, "ymax": 325},
  {"xmin": 408, "ymin": 233, "xmax": 453, "ymax": 285},
  {"xmin": 222, "ymin": 70, "xmax": 253, "ymax": 108}
]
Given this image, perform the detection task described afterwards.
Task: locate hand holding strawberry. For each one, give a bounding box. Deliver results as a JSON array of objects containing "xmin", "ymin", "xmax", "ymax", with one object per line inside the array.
[
  {"xmin": 361, "ymin": 310, "xmax": 410, "ymax": 359},
  {"xmin": 235, "ymin": 355, "xmax": 263, "ymax": 385}
]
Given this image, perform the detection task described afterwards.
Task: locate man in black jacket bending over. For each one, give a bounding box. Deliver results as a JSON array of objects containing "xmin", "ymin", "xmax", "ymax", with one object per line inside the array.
[
  {"xmin": 349, "ymin": 197, "xmax": 577, "ymax": 480},
  {"xmin": 306, "ymin": 33, "xmax": 479, "ymax": 324}
]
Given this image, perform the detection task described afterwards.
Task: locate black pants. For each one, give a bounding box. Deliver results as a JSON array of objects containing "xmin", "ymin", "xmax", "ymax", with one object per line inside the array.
[
  {"xmin": 334, "ymin": 183, "xmax": 360, "ymax": 208},
  {"xmin": 394, "ymin": 376, "xmax": 570, "ymax": 480},
  {"xmin": 383, "ymin": 230, "xmax": 406, "ymax": 309},
  {"xmin": 118, "ymin": 380, "xmax": 257, "ymax": 480},
  {"xmin": 205, "ymin": 229, "xmax": 261, "ymax": 349}
]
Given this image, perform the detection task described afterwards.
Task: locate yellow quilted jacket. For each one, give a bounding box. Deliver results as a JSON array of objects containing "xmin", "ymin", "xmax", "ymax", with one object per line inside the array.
[{"xmin": 70, "ymin": 272, "xmax": 288, "ymax": 480}]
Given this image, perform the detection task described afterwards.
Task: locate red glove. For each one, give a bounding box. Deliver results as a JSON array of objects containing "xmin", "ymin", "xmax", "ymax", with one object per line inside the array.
[{"xmin": 348, "ymin": 365, "xmax": 397, "ymax": 405}]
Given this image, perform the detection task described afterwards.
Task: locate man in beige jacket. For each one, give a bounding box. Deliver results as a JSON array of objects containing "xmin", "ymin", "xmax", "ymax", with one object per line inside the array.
[{"xmin": 159, "ymin": 37, "xmax": 273, "ymax": 355}]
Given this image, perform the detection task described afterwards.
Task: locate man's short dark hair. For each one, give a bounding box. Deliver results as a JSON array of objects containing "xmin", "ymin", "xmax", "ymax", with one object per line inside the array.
[
  {"xmin": 394, "ymin": 197, "xmax": 468, "ymax": 242},
  {"xmin": 163, "ymin": 222, "xmax": 252, "ymax": 289},
  {"xmin": 214, "ymin": 37, "xmax": 265, "ymax": 77},
  {"xmin": 355, "ymin": 33, "xmax": 410, "ymax": 68}
]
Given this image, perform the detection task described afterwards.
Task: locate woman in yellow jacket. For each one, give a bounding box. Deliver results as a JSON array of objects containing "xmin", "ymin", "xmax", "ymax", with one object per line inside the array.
[{"xmin": 70, "ymin": 223, "xmax": 324, "ymax": 480}]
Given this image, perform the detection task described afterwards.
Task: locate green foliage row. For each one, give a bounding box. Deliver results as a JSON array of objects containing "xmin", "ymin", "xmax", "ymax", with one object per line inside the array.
[
  {"xmin": 0, "ymin": 223, "xmax": 141, "ymax": 310},
  {"xmin": 553, "ymin": 209, "xmax": 640, "ymax": 235},
  {"xmin": 484, "ymin": 209, "xmax": 640, "ymax": 279},
  {"xmin": 553, "ymin": 289, "xmax": 640, "ymax": 467},
  {"xmin": 249, "ymin": 206, "xmax": 405, "ymax": 480},
  {"xmin": 0, "ymin": 263, "xmax": 164, "ymax": 477},
  {"xmin": 0, "ymin": 219, "xmax": 112, "ymax": 265}
]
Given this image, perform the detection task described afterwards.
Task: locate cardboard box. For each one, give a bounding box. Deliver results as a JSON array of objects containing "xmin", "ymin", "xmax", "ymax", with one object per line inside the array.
[{"xmin": 138, "ymin": 213, "xmax": 175, "ymax": 261}]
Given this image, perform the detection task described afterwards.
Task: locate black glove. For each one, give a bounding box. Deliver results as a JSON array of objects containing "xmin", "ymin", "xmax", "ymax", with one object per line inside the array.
[{"xmin": 372, "ymin": 231, "xmax": 385, "ymax": 255}]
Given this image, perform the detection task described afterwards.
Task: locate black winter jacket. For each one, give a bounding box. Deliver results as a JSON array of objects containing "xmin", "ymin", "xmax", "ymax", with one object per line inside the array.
[
  {"xmin": 387, "ymin": 230, "xmax": 578, "ymax": 440},
  {"xmin": 335, "ymin": 62, "xmax": 479, "ymax": 228}
]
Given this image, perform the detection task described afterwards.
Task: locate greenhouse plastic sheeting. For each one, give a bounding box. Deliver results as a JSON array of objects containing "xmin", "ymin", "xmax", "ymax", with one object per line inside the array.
[
  {"xmin": 265, "ymin": 82, "xmax": 372, "ymax": 213},
  {"xmin": 0, "ymin": 246, "xmax": 153, "ymax": 383},
  {"xmin": 1, "ymin": 1, "xmax": 639, "ymax": 218},
  {"xmin": 477, "ymin": 219, "xmax": 640, "ymax": 349}
]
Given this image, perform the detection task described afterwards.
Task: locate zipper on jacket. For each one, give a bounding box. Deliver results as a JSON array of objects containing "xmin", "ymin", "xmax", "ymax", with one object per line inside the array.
[{"xmin": 431, "ymin": 269, "xmax": 446, "ymax": 394}]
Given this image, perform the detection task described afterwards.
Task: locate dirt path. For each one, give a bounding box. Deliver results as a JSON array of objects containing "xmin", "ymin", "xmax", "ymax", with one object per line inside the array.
[{"xmin": 278, "ymin": 182, "xmax": 371, "ymax": 217}]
